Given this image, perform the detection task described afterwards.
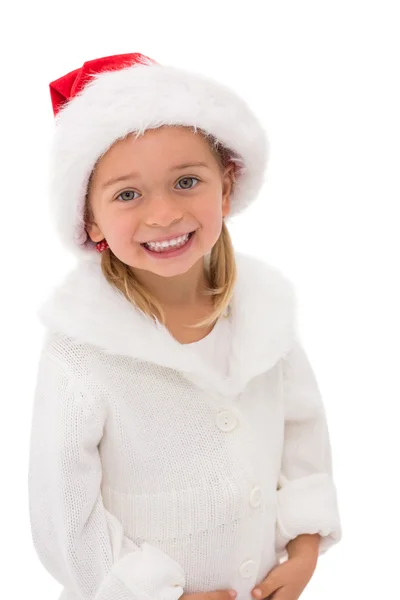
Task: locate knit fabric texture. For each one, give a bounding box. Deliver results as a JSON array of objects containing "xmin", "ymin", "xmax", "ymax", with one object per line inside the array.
[{"xmin": 28, "ymin": 252, "xmax": 342, "ymax": 600}]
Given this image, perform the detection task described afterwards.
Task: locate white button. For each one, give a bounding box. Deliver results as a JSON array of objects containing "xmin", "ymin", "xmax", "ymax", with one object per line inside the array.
[
  {"xmin": 216, "ymin": 410, "xmax": 237, "ymax": 432},
  {"xmin": 249, "ymin": 486, "xmax": 262, "ymax": 507},
  {"xmin": 240, "ymin": 560, "xmax": 257, "ymax": 578}
]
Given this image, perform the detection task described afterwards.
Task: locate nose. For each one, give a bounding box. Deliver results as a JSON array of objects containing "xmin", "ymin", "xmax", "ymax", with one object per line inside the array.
[{"xmin": 144, "ymin": 192, "xmax": 184, "ymax": 228}]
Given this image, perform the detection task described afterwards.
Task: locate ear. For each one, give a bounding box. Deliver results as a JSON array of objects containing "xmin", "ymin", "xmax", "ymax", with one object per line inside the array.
[
  {"xmin": 221, "ymin": 163, "xmax": 236, "ymax": 217},
  {"xmin": 86, "ymin": 220, "xmax": 105, "ymax": 243}
]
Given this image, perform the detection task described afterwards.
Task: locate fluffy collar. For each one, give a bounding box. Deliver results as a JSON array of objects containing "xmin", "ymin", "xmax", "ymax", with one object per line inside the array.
[{"xmin": 38, "ymin": 252, "xmax": 297, "ymax": 397}]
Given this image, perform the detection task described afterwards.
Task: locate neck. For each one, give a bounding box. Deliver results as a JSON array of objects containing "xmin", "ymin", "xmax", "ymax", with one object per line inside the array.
[{"xmin": 131, "ymin": 257, "xmax": 211, "ymax": 308}]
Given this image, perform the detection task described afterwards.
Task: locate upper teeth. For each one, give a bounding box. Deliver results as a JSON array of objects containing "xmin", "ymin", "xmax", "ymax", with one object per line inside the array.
[{"xmin": 145, "ymin": 233, "xmax": 190, "ymax": 248}]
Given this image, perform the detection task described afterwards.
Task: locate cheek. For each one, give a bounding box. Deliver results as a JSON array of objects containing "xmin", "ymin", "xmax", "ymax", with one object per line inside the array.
[
  {"xmin": 196, "ymin": 202, "xmax": 223, "ymax": 236},
  {"xmin": 104, "ymin": 210, "xmax": 139, "ymax": 244}
]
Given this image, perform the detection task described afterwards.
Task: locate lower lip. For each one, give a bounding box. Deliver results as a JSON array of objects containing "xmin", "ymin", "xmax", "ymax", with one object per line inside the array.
[{"xmin": 141, "ymin": 231, "xmax": 196, "ymax": 259}]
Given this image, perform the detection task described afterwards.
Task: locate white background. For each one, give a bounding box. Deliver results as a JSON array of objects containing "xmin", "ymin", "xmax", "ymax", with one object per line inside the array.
[{"xmin": 1, "ymin": 1, "xmax": 399, "ymax": 598}]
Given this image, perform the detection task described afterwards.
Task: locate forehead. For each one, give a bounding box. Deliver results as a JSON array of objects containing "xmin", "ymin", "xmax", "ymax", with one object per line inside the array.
[{"xmin": 96, "ymin": 126, "xmax": 215, "ymax": 173}]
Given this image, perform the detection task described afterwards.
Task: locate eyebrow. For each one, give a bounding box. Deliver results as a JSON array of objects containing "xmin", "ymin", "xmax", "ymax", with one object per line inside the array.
[{"xmin": 101, "ymin": 161, "xmax": 210, "ymax": 189}]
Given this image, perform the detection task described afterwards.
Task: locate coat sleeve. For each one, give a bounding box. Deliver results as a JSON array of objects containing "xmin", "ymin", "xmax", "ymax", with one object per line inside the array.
[
  {"xmin": 275, "ymin": 338, "xmax": 342, "ymax": 561},
  {"xmin": 28, "ymin": 346, "xmax": 186, "ymax": 600}
]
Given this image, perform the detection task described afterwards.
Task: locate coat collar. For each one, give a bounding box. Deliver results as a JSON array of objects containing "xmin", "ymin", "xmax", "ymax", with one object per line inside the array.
[{"xmin": 38, "ymin": 251, "xmax": 297, "ymax": 397}]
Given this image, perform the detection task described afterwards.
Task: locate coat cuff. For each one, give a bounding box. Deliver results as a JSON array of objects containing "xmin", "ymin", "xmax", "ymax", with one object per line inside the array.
[
  {"xmin": 275, "ymin": 473, "xmax": 342, "ymax": 561},
  {"xmin": 97, "ymin": 542, "xmax": 185, "ymax": 600}
]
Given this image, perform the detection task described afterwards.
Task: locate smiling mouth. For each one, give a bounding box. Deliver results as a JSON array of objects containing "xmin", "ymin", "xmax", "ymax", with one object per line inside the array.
[{"xmin": 141, "ymin": 231, "xmax": 195, "ymax": 252}]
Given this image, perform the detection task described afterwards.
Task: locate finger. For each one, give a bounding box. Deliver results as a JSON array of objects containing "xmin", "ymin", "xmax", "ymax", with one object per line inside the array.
[
  {"xmin": 184, "ymin": 592, "xmax": 236, "ymax": 600},
  {"xmin": 253, "ymin": 576, "xmax": 281, "ymax": 599},
  {"xmin": 211, "ymin": 591, "xmax": 237, "ymax": 600},
  {"xmin": 253, "ymin": 561, "xmax": 290, "ymax": 600}
]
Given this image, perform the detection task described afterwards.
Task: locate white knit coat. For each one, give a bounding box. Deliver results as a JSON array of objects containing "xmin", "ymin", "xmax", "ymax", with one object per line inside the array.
[{"xmin": 28, "ymin": 251, "xmax": 342, "ymax": 600}]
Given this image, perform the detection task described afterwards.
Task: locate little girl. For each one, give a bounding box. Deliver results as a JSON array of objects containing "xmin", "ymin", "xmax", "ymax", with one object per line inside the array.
[{"xmin": 28, "ymin": 53, "xmax": 342, "ymax": 600}]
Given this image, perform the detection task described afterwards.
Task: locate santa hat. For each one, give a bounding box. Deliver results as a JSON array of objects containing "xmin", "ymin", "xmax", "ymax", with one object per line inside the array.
[{"xmin": 48, "ymin": 52, "xmax": 269, "ymax": 258}]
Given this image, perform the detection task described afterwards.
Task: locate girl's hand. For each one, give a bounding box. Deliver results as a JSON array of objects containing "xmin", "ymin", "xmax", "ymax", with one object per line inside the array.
[
  {"xmin": 181, "ymin": 589, "xmax": 238, "ymax": 600},
  {"xmin": 250, "ymin": 555, "xmax": 317, "ymax": 600}
]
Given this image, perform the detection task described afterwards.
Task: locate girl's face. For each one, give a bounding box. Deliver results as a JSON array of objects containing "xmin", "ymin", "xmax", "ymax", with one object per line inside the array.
[{"xmin": 86, "ymin": 126, "xmax": 234, "ymax": 279}]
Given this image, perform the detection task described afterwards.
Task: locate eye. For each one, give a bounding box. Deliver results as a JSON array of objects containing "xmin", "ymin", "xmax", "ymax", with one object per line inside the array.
[
  {"xmin": 116, "ymin": 190, "xmax": 140, "ymax": 202},
  {"xmin": 176, "ymin": 177, "xmax": 200, "ymax": 190}
]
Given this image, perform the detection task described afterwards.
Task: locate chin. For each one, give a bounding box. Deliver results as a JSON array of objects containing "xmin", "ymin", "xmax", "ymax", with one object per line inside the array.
[{"xmin": 145, "ymin": 259, "xmax": 197, "ymax": 278}]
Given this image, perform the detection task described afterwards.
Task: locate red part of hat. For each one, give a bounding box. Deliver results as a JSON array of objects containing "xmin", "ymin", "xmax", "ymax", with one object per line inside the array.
[{"xmin": 49, "ymin": 52, "xmax": 157, "ymax": 116}]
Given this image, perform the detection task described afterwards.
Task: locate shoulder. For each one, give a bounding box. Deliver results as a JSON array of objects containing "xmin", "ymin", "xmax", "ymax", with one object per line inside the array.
[
  {"xmin": 33, "ymin": 333, "xmax": 108, "ymax": 422},
  {"xmin": 35, "ymin": 332, "xmax": 112, "ymax": 411},
  {"xmin": 39, "ymin": 330, "xmax": 106, "ymax": 381}
]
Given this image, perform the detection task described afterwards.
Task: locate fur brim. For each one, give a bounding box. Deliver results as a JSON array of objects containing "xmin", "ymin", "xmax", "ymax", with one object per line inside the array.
[{"xmin": 49, "ymin": 62, "xmax": 269, "ymax": 258}]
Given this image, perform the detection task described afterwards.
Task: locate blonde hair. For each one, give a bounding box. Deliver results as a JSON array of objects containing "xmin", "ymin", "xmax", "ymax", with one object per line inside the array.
[{"xmin": 84, "ymin": 127, "xmax": 238, "ymax": 329}]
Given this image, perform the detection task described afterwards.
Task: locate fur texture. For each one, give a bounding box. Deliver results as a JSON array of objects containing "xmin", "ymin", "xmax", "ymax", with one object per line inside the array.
[
  {"xmin": 38, "ymin": 251, "xmax": 297, "ymax": 397},
  {"xmin": 48, "ymin": 62, "xmax": 269, "ymax": 259}
]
